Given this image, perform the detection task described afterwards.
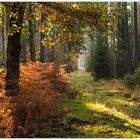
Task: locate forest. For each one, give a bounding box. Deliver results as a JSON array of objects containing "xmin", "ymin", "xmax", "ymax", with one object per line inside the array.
[{"xmin": 0, "ymin": 2, "xmax": 140, "ymax": 138}]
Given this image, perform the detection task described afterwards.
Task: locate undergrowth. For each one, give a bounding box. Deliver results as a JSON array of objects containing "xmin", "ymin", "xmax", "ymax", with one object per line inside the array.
[{"xmin": 0, "ymin": 62, "xmax": 71, "ymax": 137}]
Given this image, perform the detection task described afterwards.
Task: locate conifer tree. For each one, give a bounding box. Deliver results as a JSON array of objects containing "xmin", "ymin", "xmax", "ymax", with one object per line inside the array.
[{"xmin": 92, "ymin": 29, "xmax": 112, "ymax": 79}]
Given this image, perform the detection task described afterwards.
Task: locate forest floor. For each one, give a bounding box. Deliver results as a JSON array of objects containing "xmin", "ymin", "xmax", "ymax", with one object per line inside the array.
[
  {"xmin": 0, "ymin": 63, "xmax": 140, "ymax": 138},
  {"xmin": 40, "ymin": 71, "xmax": 140, "ymax": 138},
  {"xmin": 61, "ymin": 71, "xmax": 140, "ymax": 138}
]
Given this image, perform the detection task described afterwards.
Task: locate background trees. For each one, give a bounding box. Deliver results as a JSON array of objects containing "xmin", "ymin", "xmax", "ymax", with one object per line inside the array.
[
  {"xmin": 29, "ymin": 2, "xmax": 36, "ymax": 62},
  {"xmin": 86, "ymin": 2, "xmax": 140, "ymax": 79}
]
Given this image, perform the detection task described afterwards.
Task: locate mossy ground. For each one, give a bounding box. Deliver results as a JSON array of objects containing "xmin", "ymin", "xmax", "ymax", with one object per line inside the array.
[
  {"xmin": 64, "ymin": 71, "xmax": 140, "ymax": 138},
  {"xmin": 40, "ymin": 71, "xmax": 140, "ymax": 138}
]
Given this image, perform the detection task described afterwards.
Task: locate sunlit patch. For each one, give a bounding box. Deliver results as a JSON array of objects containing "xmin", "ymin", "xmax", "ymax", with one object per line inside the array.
[
  {"xmin": 113, "ymin": 99, "xmax": 135, "ymax": 107},
  {"xmin": 122, "ymin": 130, "xmax": 140, "ymax": 138},
  {"xmin": 66, "ymin": 99, "xmax": 91, "ymax": 121},
  {"xmin": 109, "ymin": 89, "xmax": 124, "ymax": 94},
  {"xmin": 86, "ymin": 102, "xmax": 140, "ymax": 128}
]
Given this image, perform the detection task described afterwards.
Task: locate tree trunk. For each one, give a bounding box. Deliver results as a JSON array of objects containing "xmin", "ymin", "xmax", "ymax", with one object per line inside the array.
[
  {"xmin": 0, "ymin": 26, "xmax": 2, "ymax": 57},
  {"xmin": 21, "ymin": 34, "xmax": 27, "ymax": 63},
  {"xmin": 1, "ymin": 16, "xmax": 7, "ymax": 66},
  {"xmin": 50, "ymin": 27, "xmax": 55, "ymax": 62},
  {"xmin": 124, "ymin": 2, "xmax": 132, "ymax": 73},
  {"xmin": 133, "ymin": 2, "xmax": 139, "ymax": 69},
  {"xmin": 112, "ymin": 5, "xmax": 117, "ymax": 79},
  {"xmin": 116, "ymin": 2, "xmax": 128, "ymax": 76},
  {"xmin": 40, "ymin": 5, "xmax": 46, "ymax": 63},
  {"xmin": 5, "ymin": 2, "xmax": 25, "ymax": 96},
  {"xmin": 34, "ymin": 2, "xmax": 41, "ymax": 61},
  {"xmin": 29, "ymin": 3, "xmax": 36, "ymax": 62},
  {"xmin": 2, "ymin": 13, "xmax": 7, "ymax": 61}
]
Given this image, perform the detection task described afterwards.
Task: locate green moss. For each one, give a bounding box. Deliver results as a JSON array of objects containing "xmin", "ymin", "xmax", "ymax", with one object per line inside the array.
[
  {"xmin": 40, "ymin": 71, "xmax": 140, "ymax": 138},
  {"xmin": 64, "ymin": 71, "xmax": 140, "ymax": 138}
]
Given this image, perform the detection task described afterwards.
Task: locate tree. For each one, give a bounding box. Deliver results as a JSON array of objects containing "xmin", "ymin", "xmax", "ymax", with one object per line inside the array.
[
  {"xmin": 29, "ymin": 2, "xmax": 36, "ymax": 62},
  {"xmin": 49, "ymin": 27, "xmax": 55, "ymax": 62},
  {"xmin": 40, "ymin": 5, "xmax": 46, "ymax": 63},
  {"xmin": 0, "ymin": 4, "xmax": 6, "ymax": 66},
  {"xmin": 124, "ymin": 2, "xmax": 132, "ymax": 73},
  {"xmin": 133, "ymin": 2, "xmax": 139, "ymax": 69},
  {"xmin": 2, "ymin": 10, "xmax": 7, "ymax": 63},
  {"xmin": 116, "ymin": 2, "xmax": 128, "ymax": 77},
  {"xmin": 109, "ymin": 3, "xmax": 117, "ymax": 79},
  {"xmin": 20, "ymin": 33, "xmax": 27, "ymax": 63},
  {"xmin": 92, "ymin": 29, "xmax": 111, "ymax": 79},
  {"xmin": 5, "ymin": 2, "xmax": 25, "ymax": 96}
]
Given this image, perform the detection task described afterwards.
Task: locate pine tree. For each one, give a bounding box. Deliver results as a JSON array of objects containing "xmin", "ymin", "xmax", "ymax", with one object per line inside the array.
[{"xmin": 92, "ymin": 29, "xmax": 112, "ymax": 79}]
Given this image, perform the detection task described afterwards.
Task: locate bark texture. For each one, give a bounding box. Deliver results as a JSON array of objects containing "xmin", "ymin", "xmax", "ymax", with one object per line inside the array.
[{"xmin": 5, "ymin": 2, "xmax": 25, "ymax": 96}]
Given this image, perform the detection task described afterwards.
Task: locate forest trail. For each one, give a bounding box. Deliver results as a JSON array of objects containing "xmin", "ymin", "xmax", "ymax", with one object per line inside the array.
[
  {"xmin": 0, "ymin": 64, "xmax": 140, "ymax": 138},
  {"xmin": 61, "ymin": 71, "xmax": 140, "ymax": 138}
]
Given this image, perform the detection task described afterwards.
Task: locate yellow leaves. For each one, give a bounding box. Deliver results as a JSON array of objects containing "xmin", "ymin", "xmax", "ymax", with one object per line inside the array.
[
  {"xmin": 35, "ymin": 16, "xmax": 40, "ymax": 21},
  {"xmin": 0, "ymin": 20, "xmax": 3, "ymax": 27},
  {"xmin": 48, "ymin": 40, "xmax": 53, "ymax": 48},
  {"xmin": 10, "ymin": 11, "xmax": 21, "ymax": 22},
  {"xmin": 12, "ymin": 24, "xmax": 17, "ymax": 28},
  {"xmin": 41, "ymin": 38, "xmax": 47, "ymax": 46},
  {"xmin": 47, "ymin": 14, "xmax": 56, "ymax": 22},
  {"xmin": 56, "ymin": 38, "xmax": 60, "ymax": 44},
  {"xmin": 35, "ymin": 11, "xmax": 41, "ymax": 21},
  {"xmin": 47, "ymin": 38, "xmax": 55, "ymax": 48},
  {"xmin": 8, "ymin": 24, "xmax": 21, "ymax": 35},
  {"xmin": 41, "ymin": 37, "xmax": 56, "ymax": 48},
  {"xmin": 8, "ymin": 32, "xmax": 14, "ymax": 36}
]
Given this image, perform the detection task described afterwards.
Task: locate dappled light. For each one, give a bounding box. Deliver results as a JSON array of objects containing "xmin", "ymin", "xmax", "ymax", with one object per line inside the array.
[
  {"xmin": 64, "ymin": 71, "xmax": 140, "ymax": 138},
  {"xmin": 86, "ymin": 102, "xmax": 140, "ymax": 128},
  {"xmin": 113, "ymin": 98, "xmax": 135, "ymax": 107}
]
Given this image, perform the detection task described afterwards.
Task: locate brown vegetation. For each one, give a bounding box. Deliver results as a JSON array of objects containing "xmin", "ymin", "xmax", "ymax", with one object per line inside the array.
[{"xmin": 0, "ymin": 62, "xmax": 72, "ymax": 137}]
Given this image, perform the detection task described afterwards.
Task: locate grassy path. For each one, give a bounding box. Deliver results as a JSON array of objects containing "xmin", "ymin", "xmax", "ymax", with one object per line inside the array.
[{"xmin": 63, "ymin": 71, "xmax": 140, "ymax": 138}]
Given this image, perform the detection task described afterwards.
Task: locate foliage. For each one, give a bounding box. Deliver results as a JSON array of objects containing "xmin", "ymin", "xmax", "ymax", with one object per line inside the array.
[
  {"xmin": 124, "ymin": 67, "xmax": 140, "ymax": 89},
  {"xmin": 0, "ymin": 3, "xmax": 4, "ymax": 27},
  {"xmin": 0, "ymin": 2, "xmax": 112, "ymax": 54},
  {"xmin": 85, "ymin": 53, "xmax": 93, "ymax": 72},
  {"xmin": 114, "ymin": 2, "xmax": 133, "ymax": 77},
  {"xmin": 64, "ymin": 64, "xmax": 74, "ymax": 73},
  {"xmin": 92, "ymin": 29, "xmax": 112, "ymax": 79},
  {"xmin": 0, "ymin": 62, "xmax": 72, "ymax": 137}
]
